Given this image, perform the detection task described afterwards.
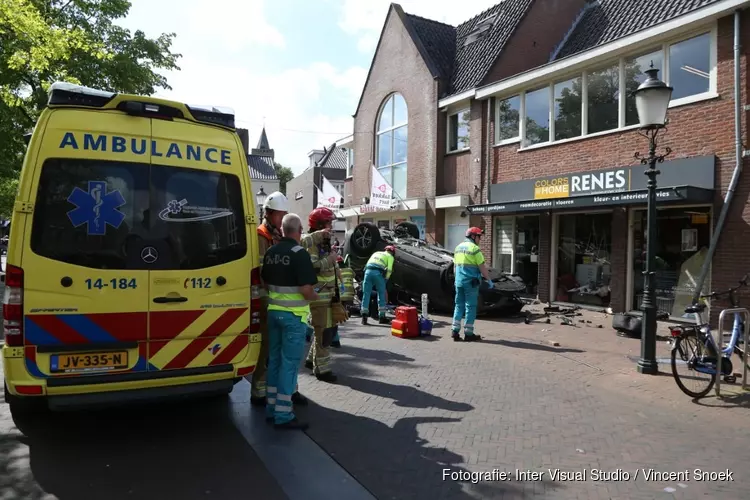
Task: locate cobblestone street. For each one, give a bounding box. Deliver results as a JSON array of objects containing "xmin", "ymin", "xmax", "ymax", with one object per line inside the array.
[{"xmin": 294, "ymin": 310, "xmax": 750, "ymax": 499}]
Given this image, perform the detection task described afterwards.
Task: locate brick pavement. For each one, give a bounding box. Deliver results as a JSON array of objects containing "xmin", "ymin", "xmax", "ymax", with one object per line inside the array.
[{"xmin": 295, "ymin": 311, "xmax": 750, "ymax": 500}]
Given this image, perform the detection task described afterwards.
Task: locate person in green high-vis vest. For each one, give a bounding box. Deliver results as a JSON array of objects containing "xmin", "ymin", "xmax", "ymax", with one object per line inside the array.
[
  {"xmin": 452, "ymin": 227, "xmax": 492, "ymax": 342},
  {"xmin": 360, "ymin": 246, "xmax": 396, "ymax": 325}
]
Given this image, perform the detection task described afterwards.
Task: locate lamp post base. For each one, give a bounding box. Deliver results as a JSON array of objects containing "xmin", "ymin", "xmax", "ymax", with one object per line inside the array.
[{"xmin": 636, "ymin": 359, "xmax": 659, "ymax": 375}]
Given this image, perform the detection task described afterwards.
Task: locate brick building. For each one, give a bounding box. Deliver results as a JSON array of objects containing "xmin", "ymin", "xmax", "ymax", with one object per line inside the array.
[
  {"xmin": 464, "ymin": 0, "xmax": 750, "ymax": 317},
  {"xmin": 342, "ymin": 0, "xmax": 586, "ymax": 248},
  {"xmin": 344, "ymin": 0, "xmax": 749, "ymax": 318}
]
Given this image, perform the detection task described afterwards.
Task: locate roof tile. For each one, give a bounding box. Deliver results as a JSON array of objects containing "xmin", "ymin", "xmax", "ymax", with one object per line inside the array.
[
  {"xmin": 554, "ymin": 0, "xmax": 722, "ymax": 60},
  {"xmin": 247, "ymin": 155, "xmax": 277, "ymax": 181}
]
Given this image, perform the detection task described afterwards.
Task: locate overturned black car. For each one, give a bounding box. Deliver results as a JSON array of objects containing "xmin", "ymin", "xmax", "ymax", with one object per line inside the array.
[{"xmin": 342, "ymin": 221, "xmax": 526, "ymax": 316}]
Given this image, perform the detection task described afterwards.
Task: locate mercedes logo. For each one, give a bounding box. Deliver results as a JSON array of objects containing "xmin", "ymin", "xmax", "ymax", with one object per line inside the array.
[{"xmin": 141, "ymin": 246, "xmax": 159, "ymax": 264}]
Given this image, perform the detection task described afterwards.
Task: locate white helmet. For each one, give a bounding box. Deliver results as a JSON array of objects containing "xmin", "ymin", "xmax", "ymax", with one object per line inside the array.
[{"xmin": 263, "ymin": 191, "xmax": 289, "ymax": 212}]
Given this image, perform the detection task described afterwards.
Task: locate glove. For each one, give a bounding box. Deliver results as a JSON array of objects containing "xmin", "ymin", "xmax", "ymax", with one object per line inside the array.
[
  {"xmin": 340, "ymin": 283, "xmax": 346, "ymax": 294},
  {"xmin": 486, "ymin": 280, "xmax": 494, "ymax": 290}
]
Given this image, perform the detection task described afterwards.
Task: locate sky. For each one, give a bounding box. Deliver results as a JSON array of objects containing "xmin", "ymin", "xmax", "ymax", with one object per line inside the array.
[{"xmin": 117, "ymin": 0, "xmax": 501, "ymax": 175}]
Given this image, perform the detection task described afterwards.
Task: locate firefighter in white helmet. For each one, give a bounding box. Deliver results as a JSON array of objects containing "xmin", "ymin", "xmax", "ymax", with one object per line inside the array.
[{"xmin": 251, "ymin": 191, "xmax": 308, "ymax": 406}]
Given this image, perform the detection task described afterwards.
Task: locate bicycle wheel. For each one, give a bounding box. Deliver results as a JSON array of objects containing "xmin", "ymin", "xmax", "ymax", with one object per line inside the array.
[{"xmin": 671, "ymin": 332, "xmax": 716, "ymax": 398}]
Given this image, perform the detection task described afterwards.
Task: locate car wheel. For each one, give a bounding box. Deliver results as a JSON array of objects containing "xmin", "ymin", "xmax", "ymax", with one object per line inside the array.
[
  {"xmin": 394, "ymin": 221, "xmax": 420, "ymax": 239},
  {"xmin": 350, "ymin": 222, "xmax": 381, "ymax": 257}
]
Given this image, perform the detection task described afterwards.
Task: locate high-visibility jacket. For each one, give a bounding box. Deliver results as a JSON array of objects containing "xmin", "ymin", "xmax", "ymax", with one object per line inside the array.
[
  {"xmin": 365, "ymin": 251, "xmax": 394, "ymax": 279},
  {"xmin": 453, "ymin": 238, "xmax": 485, "ymax": 287},
  {"xmin": 264, "ymin": 239, "xmax": 314, "ymax": 323},
  {"xmin": 300, "ymin": 230, "xmax": 338, "ymax": 307},
  {"xmin": 339, "ymin": 265, "xmax": 355, "ymax": 302},
  {"xmin": 257, "ymin": 223, "xmax": 277, "ymax": 306}
]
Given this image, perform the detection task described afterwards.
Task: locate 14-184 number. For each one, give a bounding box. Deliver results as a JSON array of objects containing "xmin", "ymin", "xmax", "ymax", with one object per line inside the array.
[{"xmin": 85, "ymin": 278, "xmax": 137, "ymax": 290}]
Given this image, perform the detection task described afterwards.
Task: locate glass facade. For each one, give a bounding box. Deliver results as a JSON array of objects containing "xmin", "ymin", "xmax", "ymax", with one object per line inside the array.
[
  {"xmin": 556, "ymin": 213, "xmax": 612, "ymax": 307},
  {"xmin": 631, "ymin": 207, "xmax": 711, "ymax": 317}
]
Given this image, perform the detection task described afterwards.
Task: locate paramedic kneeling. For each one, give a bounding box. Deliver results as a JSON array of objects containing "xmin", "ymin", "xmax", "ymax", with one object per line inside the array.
[
  {"xmin": 360, "ymin": 246, "xmax": 396, "ymax": 325},
  {"xmin": 452, "ymin": 227, "xmax": 492, "ymax": 342},
  {"xmin": 262, "ymin": 214, "xmax": 319, "ymax": 430}
]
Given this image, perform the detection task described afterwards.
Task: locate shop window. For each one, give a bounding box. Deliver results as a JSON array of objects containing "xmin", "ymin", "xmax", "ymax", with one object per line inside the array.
[
  {"xmin": 554, "ymin": 76, "xmax": 582, "ymax": 140},
  {"xmin": 586, "ymin": 64, "xmax": 619, "ymax": 134},
  {"xmin": 496, "ymin": 95, "xmax": 520, "ymax": 143},
  {"xmin": 515, "ymin": 216, "xmax": 540, "ymax": 296},
  {"xmin": 494, "ymin": 218, "xmax": 513, "ymax": 272},
  {"xmin": 631, "ymin": 207, "xmax": 711, "ymax": 317},
  {"xmin": 556, "ymin": 213, "xmax": 612, "ymax": 307},
  {"xmin": 523, "ymin": 86, "xmax": 550, "ymax": 146},
  {"xmin": 447, "ymin": 109, "xmax": 471, "ymax": 152}
]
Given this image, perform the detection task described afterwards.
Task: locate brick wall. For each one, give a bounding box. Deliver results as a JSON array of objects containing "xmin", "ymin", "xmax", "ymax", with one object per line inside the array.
[
  {"xmin": 351, "ymin": 7, "xmax": 440, "ymax": 239},
  {"xmin": 482, "ymin": 13, "xmax": 750, "ymax": 311}
]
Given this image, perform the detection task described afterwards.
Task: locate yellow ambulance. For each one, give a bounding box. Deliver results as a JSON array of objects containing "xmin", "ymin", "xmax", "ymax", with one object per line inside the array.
[{"xmin": 2, "ymin": 82, "xmax": 262, "ymax": 412}]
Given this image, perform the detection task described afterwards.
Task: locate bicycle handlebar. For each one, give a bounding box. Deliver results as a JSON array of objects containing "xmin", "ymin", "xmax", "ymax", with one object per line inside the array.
[{"xmin": 698, "ymin": 273, "xmax": 749, "ymax": 300}]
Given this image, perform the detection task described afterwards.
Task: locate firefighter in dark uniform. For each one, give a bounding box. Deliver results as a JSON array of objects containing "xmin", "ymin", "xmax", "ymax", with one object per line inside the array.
[{"xmin": 262, "ymin": 213, "xmax": 319, "ymax": 430}]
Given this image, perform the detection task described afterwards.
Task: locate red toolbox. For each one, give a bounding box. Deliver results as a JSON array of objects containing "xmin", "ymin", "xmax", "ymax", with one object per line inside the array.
[{"xmin": 392, "ymin": 306, "xmax": 419, "ymax": 338}]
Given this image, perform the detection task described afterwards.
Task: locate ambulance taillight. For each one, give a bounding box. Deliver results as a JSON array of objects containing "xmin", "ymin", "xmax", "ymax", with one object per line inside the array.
[{"xmin": 3, "ymin": 265, "xmax": 24, "ymax": 347}]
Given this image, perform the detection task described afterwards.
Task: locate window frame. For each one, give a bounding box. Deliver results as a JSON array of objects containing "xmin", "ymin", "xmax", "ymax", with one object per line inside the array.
[
  {"xmin": 495, "ymin": 94, "xmax": 523, "ymax": 145},
  {"xmin": 492, "ymin": 24, "xmax": 718, "ymax": 149},
  {"xmin": 446, "ymin": 107, "xmax": 471, "ymax": 153},
  {"xmin": 375, "ymin": 93, "xmax": 408, "ymax": 201}
]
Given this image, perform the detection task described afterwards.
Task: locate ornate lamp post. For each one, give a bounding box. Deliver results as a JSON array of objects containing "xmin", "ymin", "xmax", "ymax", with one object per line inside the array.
[
  {"xmin": 256, "ymin": 187, "xmax": 267, "ymax": 220},
  {"xmin": 633, "ymin": 66, "xmax": 673, "ymax": 374}
]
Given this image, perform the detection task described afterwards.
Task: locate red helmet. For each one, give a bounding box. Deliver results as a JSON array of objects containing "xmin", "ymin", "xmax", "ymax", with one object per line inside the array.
[
  {"xmin": 385, "ymin": 245, "xmax": 396, "ymax": 255},
  {"xmin": 466, "ymin": 227, "xmax": 483, "ymax": 238},
  {"xmin": 309, "ymin": 207, "xmax": 335, "ymax": 230}
]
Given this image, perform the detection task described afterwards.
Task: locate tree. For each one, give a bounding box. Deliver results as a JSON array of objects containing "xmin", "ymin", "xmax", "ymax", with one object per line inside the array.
[
  {"xmin": 0, "ymin": 0, "xmax": 180, "ymax": 217},
  {"xmin": 273, "ymin": 162, "xmax": 294, "ymax": 195}
]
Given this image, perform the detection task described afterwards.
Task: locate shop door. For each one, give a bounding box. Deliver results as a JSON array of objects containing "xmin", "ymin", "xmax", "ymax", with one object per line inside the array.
[
  {"xmin": 515, "ymin": 216, "xmax": 540, "ymax": 295},
  {"xmin": 494, "ymin": 217, "xmax": 513, "ymax": 273}
]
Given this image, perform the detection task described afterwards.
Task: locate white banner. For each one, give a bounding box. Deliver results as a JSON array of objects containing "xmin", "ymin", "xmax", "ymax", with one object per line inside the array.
[
  {"xmin": 320, "ymin": 176, "xmax": 342, "ymax": 209},
  {"xmin": 370, "ymin": 165, "xmax": 393, "ymax": 208},
  {"xmin": 316, "ymin": 187, "xmax": 326, "ymax": 208}
]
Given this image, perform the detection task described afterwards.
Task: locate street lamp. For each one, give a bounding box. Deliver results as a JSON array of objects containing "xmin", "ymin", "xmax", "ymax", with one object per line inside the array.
[
  {"xmin": 633, "ymin": 65, "xmax": 673, "ymax": 375},
  {"xmin": 256, "ymin": 186, "xmax": 267, "ymax": 219}
]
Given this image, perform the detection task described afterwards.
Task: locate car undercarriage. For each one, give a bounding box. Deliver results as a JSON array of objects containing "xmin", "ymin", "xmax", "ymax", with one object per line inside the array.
[{"xmin": 342, "ymin": 221, "xmax": 526, "ymax": 316}]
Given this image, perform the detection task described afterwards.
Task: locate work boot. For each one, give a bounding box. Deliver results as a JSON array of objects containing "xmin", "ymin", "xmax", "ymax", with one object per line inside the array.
[
  {"xmin": 464, "ymin": 334, "xmax": 482, "ymax": 342},
  {"xmin": 361, "ymin": 316, "xmax": 368, "ymax": 325},
  {"xmin": 292, "ymin": 392, "xmax": 308, "ymax": 405},
  {"xmin": 275, "ymin": 417, "xmax": 309, "ymax": 430},
  {"xmin": 452, "ymin": 330, "xmax": 462, "ymax": 342},
  {"xmin": 378, "ymin": 315, "xmax": 389, "ymax": 325},
  {"xmin": 251, "ymin": 395, "xmax": 266, "ymax": 406},
  {"xmin": 316, "ymin": 372, "xmax": 338, "ymax": 383},
  {"xmin": 331, "ymin": 340, "xmax": 341, "ymax": 348},
  {"xmin": 304, "ymin": 360, "xmax": 314, "ymax": 370}
]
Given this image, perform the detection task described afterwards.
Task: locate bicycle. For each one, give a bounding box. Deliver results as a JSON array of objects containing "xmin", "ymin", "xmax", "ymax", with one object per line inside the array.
[{"xmin": 670, "ymin": 274, "xmax": 750, "ymax": 398}]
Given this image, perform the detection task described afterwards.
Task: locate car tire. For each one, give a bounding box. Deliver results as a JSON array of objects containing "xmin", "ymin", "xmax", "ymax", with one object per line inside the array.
[
  {"xmin": 394, "ymin": 221, "xmax": 420, "ymax": 239},
  {"xmin": 350, "ymin": 222, "xmax": 381, "ymax": 257}
]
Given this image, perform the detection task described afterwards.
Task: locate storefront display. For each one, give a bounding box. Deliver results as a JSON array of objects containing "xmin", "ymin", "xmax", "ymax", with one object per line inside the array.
[
  {"xmin": 556, "ymin": 213, "xmax": 612, "ymax": 307},
  {"xmin": 631, "ymin": 207, "xmax": 711, "ymax": 316}
]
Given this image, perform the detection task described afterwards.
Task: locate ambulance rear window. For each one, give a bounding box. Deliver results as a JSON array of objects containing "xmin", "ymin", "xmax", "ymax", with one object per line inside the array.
[
  {"xmin": 31, "ymin": 159, "xmax": 247, "ymax": 270},
  {"xmin": 30, "ymin": 159, "xmax": 148, "ymax": 269}
]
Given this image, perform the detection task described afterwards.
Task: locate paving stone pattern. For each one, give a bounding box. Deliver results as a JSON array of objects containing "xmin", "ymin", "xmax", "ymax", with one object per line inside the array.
[{"xmin": 296, "ymin": 312, "xmax": 750, "ymax": 500}]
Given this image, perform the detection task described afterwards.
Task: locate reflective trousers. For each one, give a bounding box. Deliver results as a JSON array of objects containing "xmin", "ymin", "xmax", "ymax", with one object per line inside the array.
[
  {"xmin": 452, "ymin": 284, "xmax": 479, "ymax": 336},
  {"xmin": 265, "ymin": 310, "xmax": 307, "ymax": 424},
  {"xmin": 361, "ymin": 269, "xmax": 387, "ymax": 317},
  {"xmin": 306, "ymin": 304, "xmax": 333, "ymax": 375},
  {"xmin": 250, "ymin": 320, "xmax": 269, "ymax": 398}
]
